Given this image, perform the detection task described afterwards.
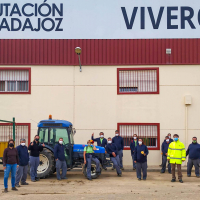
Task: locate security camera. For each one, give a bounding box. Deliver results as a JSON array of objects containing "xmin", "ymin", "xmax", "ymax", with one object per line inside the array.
[{"xmin": 75, "ymin": 47, "xmax": 82, "ymax": 55}]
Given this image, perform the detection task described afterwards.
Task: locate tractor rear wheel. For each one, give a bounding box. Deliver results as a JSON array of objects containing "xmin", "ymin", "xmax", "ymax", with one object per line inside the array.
[
  {"xmin": 28, "ymin": 148, "xmax": 55, "ymax": 179},
  {"xmin": 83, "ymin": 161, "xmax": 101, "ymax": 179}
]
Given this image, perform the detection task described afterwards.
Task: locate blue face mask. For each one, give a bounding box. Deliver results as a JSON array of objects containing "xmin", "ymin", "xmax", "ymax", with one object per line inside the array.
[{"xmin": 174, "ymin": 138, "xmax": 178, "ymax": 142}]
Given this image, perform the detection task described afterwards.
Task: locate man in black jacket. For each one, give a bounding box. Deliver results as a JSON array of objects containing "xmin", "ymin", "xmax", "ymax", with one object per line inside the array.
[
  {"xmin": 28, "ymin": 135, "xmax": 45, "ymax": 182},
  {"xmin": 161, "ymin": 136, "xmax": 171, "ymax": 173},
  {"xmin": 106, "ymin": 137, "xmax": 122, "ymax": 176},
  {"xmin": 130, "ymin": 134, "xmax": 138, "ymax": 170},
  {"xmin": 112, "ymin": 130, "xmax": 124, "ymax": 170},
  {"xmin": 186, "ymin": 137, "xmax": 200, "ymax": 177},
  {"xmin": 15, "ymin": 139, "xmax": 29, "ymax": 187},
  {"xmin": 54, "ymin": 138, "xmax": 67, "ymax": 180}
]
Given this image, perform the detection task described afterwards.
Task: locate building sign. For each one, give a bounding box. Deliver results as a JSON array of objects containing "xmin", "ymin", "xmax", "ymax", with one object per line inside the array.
[{"xmin": 0, "ymin": 0, "xmax": 200, "ymax": 39}]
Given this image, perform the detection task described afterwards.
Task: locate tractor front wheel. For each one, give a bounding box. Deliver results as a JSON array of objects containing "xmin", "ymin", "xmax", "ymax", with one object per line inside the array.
[
  {"xmin": 28, "ymin": 148, "xmax": 55, "ymax": 179},
  {"xmin": 83, "ymin": 161, "xmax": 101, "ymax": 179}
]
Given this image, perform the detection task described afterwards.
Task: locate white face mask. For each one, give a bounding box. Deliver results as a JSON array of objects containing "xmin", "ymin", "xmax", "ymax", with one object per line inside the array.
[
  {"xmin": 21, "ymin": 143, "xmax": 25, "ymax": 146},
  {"xmin": 134, "ymin": 137, "xmax": 137, "ymax": 140},
  {"xmin": 166, "ymin": 139, "xmax": 169, "ymax": 142},
  {"xmin": 115, "ymin": 134, "xmax": 119, "ymax": 136},
  {"xmin": 139, "ymin": 141, "xmax": 142, "ymax": 145},
  {"xmin": 168, "ymin": 136, "xmax": 171, "ymax": 138},
  {"xmin": 100, "ymin": 135, "xmax": 104, "ymax": 138},
  {"xmin": 108, "ymin": 141, "xmax": 112, "ymax": 144},
  {"xmin": 59, "ymin": 141, "xmax": 63, "ymax": 144}
]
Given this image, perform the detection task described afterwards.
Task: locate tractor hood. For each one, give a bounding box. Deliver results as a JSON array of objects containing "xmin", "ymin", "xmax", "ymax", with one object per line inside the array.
[{"xmin": 73, "ymin": 144, "xmax": 105, "ymax": 154}]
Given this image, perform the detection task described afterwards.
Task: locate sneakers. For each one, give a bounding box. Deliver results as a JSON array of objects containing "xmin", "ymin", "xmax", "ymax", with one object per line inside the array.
[
  {"xmin": 15, "ymin": 184, "xmax": 20, "ymax": 187},
  {"xmin": 35, "ymin": 177, "xmax": 40, "ymax": 181},
  {"xmin": 138, "ymin": 178, "xmax": 141, "ymax": 181},
  {"xmin": 61, "ymin": 177, "xmax": 68, "ymax": 180},
  {"xmin": 57, "ymin": 178, "xmax": 61, "ymax": 181},
  {"xmin": 118, "ymin": 174, "xmax": 122, "ymax": 177},
  {"xmin": 87, "ymin": 178, "xmax": 93, "ymax": 181},
  {"xmin": 179, "ymin": 179, "xmax": 183, "ymax": 183},
  {"xmin": 187, "ymin": 175, "xmax": 191, "ymax": 177},
  {"xmin": 21, "ymin": 182, "xmax": 29, "ymax": 185},
  {"xmin": 4, "ymin": 188, "xmax": 8, "ymax": 193},
  {"xmin": 31, "ymin": 180, "xmax": 36, "ymax": 182},
  {"xmin": 171, "ymin": 179, "xmax": 176, "ymax": 182},
  {"xmin": 12, "ymin": 187, "xmax": 18, "ymax": 191}
]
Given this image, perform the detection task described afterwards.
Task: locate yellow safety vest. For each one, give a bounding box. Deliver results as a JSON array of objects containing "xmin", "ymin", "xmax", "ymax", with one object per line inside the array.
[{"xmin": 167, "ymin": 140, "xmax": 186, "ymax": 164}]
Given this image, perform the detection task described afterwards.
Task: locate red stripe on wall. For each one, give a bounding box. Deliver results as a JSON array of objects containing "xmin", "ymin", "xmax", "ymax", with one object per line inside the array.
[{"xmin": 0, "ymin": 39, "xmax": 200, "ymax": 65}]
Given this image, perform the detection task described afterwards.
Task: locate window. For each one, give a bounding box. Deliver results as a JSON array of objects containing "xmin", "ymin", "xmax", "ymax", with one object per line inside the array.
[
  {"xmin": 118, "ymin": 123, "xmax": 160, "ymax": 150},
  {"xmin": 49, "ymin": 128, "xmax": 69, "ymax": 145},
  {"xmin": 117, "ymin": 68, "xmax": 159, "ymax": 94},
  {"xmin": 0, "ymin": 68, "xmax": 31, "ymax": 94},
  {"xmin": 0, "ymin": 123, "xmax": 31, "ymax": 146}
]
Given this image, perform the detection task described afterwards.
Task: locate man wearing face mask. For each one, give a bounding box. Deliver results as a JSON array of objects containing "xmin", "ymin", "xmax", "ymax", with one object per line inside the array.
[
  {"xmin": 130, "ymin": 134, "xmax": 138, "ymax": 170},
  {"xmin": 15, "ymin": 139, "xmax": 29, "ymax": 187},
  {"xmin": 112, "ymin": 130, "xmax": 124, "ymax": 170},
  {"xmin": 91, "ymin": 132, "xmax": 107, "ymax": 148},
  {"xmin": 161, "ymin": 136, "xmax": 171, "ymax": 174},
  {"xmin": 54, "ymin": 138, "xmax": 67, "ymax": 180},
  {"xmin": 106, "ymin": 137, "xmax": 122, "ymax": 176},
  {"xmin": 186, "ymin": 137, "xmax": 200, "ymax": 178},
  {"xmin": 28, "ymin": 135, "xmax": 45, "ymax": 182},
  {"xmin": 167, "ymin": 133, "xmax": 173, "ymax": 143},
  {"xmin": 134, "ymin": 138, "xmax": 149, "ymax": 180},
  {"xmin": 167, "ymin": 134, "xmax": 186, "ymax": 183}
]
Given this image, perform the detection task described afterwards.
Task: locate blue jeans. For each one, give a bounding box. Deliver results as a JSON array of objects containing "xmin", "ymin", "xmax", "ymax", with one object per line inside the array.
[
  {"xmin": 4, "ymin": 164, "xmax": 17, "ymax": 188},
  {"xmin": 29, "ymin": 156, "xmax": 40, "ymax": 181},
  {"xmin": 56, "ymin": 160, "xmax": 67, "ymax": 179}
]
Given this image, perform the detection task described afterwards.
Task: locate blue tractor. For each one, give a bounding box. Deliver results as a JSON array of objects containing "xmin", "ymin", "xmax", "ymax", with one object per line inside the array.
[{"xmin": 35, "ymin": 116, "xmax": 111, "ymax": 179}]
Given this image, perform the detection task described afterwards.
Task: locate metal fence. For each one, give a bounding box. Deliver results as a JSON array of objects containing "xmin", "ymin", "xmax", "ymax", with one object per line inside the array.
[
  {"xmin": 0, "ymin": 123, "xmax": 30, "ymax": 147},
  {"xmin": 118, "ymin": 123, "xmax": 160, "ymax": 150}
]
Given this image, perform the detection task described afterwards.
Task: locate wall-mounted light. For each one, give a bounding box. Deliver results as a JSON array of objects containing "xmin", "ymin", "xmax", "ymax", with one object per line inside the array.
[{"xmin": 75, "ymin": 47, "xmax": 82, "ymax": 72}]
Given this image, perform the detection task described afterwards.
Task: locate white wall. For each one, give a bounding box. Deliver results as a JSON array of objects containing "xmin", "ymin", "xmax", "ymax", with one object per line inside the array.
[{"xmin": 0, "ymin": 65, "xmax": 199, "ymax": 165}]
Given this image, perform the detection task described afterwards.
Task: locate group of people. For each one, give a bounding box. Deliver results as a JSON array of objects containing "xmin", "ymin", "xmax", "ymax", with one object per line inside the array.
[
  {"xmin": 2, "ymin": 131, "xmax": 200, "ymax": 193},
  {"xmin": 2, "ymin": 135, "xmax": 45, "ymax": 193},
  {"xmin": 90, "ymin": 130, "xmax": 149, "ymax": 180},
  {"xmin": 160, "ymin": 133, "xmax": 200, "ymax": 183}
]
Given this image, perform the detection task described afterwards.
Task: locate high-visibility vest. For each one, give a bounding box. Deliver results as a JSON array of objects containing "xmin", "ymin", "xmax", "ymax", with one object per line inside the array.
[{"xmin": 167, "ymin": 140, "xmax": 186, "ymax": 164}]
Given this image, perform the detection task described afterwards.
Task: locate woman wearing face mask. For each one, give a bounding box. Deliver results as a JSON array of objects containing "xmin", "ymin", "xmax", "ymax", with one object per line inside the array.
[
  {"xmin": 28, "ymin": 135, "xmax": 45, "ymax": 182},
  {"xmin": 83, "ymin": 140, "xmax": 101, "ymax": 180},
  {"xmin": 134, "ymin": 138, "xmax": 149, "ymax": 180},
  {"xmin": 3, "ymin": 139, "xmax": 19, "ymax": 193}
]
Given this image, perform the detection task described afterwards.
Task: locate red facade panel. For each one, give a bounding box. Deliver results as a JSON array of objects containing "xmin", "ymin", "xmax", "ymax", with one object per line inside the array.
[{"xmin": 0, "ymin": 39, "xmax": 199, "ymax": 65}]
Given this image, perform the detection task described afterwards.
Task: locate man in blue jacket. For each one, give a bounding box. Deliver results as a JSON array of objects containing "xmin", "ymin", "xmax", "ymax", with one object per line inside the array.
[
  {"xmin": 130, "ymin": 134, "xmax": 138, "ymax": 170},
  {"xmin": 134, "ymin": 138, "xmax": 149, "ymax": 180},
  {"xmin": 112, "ymin": 130, "xmax": 124, "ymax": 170},
  {"xmin": 54, "ymin": 137, "xmax": 67, "ymax": 180},
  {"xmin": 91, "ymin": 132, "xmax": 107, "ymax": 148},
  {"xmin": 186, "ymin": 137, "xmax": 200, "ymax": 178},
  {"xmin": 106, "ymin": 137, "xmax": 122, "ymax": 176},
  {"xmin": 15, "ymin": 139, "xmax": 29, "ymax": 187},
  {"xmin": 161, "ymin": 136, "xmax": 171, "ymax": 173}
]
